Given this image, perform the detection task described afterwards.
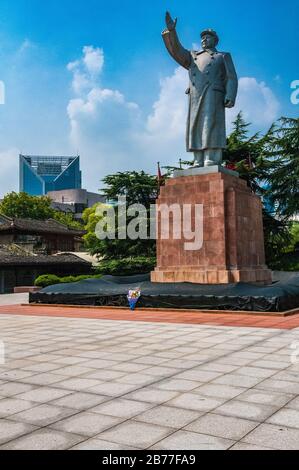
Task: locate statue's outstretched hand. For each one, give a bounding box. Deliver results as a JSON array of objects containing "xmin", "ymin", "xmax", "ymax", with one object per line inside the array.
[
  {"xmin": 225, "ymin": 98, "xmax": 235, "ymax": 108},
  {"xmin": 165, "ymin": 11, "xmax": 177, "ymax": 31}
]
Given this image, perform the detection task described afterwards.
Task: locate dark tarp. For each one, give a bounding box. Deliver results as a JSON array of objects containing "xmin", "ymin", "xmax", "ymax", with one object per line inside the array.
[{"xmin": 29, "ymin": 272, "xmax": 299, "ymax": 312}]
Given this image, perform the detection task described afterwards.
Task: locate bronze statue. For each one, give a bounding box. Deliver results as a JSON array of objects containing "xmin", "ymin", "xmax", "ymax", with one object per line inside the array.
[{"xmin": 162, "ymin": 12, "xmax": 238, "ymax": 167}]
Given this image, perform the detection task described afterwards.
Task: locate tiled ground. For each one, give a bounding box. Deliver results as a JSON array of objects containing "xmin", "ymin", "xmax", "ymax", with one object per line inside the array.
[{"xmin": 0, "ymin": 311, "xmax": 298, "ymax": 450}]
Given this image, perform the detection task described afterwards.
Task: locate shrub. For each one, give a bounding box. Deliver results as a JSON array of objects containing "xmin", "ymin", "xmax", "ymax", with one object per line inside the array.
[
  {"xmin": 34, "ymin": 274, "xmax": 61, "ymax": 287},
  {"xmin": 34, "ymin": 273, "xmax": 102, "ymax": 288},
  {"xmin": 95, "ymin": 257, "xmax": 156, "ymax": 276}
]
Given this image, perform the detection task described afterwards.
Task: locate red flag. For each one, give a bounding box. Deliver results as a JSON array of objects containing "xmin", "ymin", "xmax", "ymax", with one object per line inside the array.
[
  {"xmin": 157, "ymin": 161, "xmax": 162, "ymax": 183},
  {"xmin": 226, "ymin": 161, "xmax": 237, "ymax": 171}
]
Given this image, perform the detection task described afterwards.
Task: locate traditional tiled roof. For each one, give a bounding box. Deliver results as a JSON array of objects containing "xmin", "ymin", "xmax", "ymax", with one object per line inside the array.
[
  {"xmin": 0, "ymin": 216, "xmax": 85, "ymax": 236},
  {"xmin": 0, "ymin": 245, "xmax": 91, "ymax": 266}
]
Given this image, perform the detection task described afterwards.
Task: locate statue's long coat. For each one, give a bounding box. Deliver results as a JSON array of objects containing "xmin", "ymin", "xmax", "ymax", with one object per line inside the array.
[{"xmin": 162, "ymin": 29, "xmax": 238, "ymax": 151}]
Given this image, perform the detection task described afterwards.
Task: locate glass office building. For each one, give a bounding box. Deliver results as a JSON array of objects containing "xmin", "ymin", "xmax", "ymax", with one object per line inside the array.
[{"xmin": 19, "ymin": 155, "xmax": 82, "ymax": 196}]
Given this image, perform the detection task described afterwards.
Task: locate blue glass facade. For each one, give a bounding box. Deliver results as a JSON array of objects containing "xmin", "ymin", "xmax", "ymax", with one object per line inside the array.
[{"xmin": 19, "ymin": 155, "xmax": 82, "ymax": 196}]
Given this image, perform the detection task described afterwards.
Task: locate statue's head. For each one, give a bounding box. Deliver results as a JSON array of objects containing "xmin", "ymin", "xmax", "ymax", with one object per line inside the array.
[{"xmin": 201, "ymin": 29, "xmax": 219, "ymax": 50}]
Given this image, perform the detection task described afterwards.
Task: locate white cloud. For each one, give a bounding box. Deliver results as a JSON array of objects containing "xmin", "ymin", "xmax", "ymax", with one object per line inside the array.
[
  {"xmin": 67, "ymin": 46, "xmax": 105, "ymax": 95},
  {"xmin": 146, "ymin": 67, "xmax": 187, "ymax": 139},
  {"xmin": 82, "ymin": 46, "xmax": 104, "ymax": 75},
  {"xmin": 226, "ymin": 77, "xmax": 280, "ymax": 131},
  {"xmin": 66, "ymin": 47, "xmax": 281, "ymax": 191}
]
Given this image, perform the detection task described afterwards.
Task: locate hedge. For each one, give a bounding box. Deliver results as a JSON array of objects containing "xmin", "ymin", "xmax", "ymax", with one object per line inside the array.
[
  {"xmin": 34, "ymin": 274, "xmax": 102, "ymax": 288},
  {"xmin": 34, "ymin": 257, "xmax": 156, "ymax": 287}
]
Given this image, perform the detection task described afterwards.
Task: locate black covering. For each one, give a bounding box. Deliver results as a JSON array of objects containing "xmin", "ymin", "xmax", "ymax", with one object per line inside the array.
[{"xmin": 29, "ymin": 272, "xmax": 299, "ymax": 312}]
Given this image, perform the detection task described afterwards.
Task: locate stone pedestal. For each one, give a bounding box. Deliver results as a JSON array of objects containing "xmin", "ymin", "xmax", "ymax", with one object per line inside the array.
[{"xmin": 151, "ymin": 166, "xmax": 272, "ymax": 285}]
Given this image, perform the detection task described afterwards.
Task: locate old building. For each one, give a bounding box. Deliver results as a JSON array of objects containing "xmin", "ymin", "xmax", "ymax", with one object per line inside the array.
[
  {"xmin": 0, "ymin": 215, "xmax": 85, "ymax": 254},
  {"xmin": 0, "ymin": 245, "xmax": 92, "ymax": 293}
]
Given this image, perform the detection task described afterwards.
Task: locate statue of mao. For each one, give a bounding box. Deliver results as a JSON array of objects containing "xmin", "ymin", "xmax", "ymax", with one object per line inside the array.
[{"xmin": 162, "ymin": 11, "xmax": 238, "ymax": 167}]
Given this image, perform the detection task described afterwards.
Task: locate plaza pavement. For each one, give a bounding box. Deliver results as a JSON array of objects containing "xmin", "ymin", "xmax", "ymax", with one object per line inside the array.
[{"xmin": 0, "ymin": 300, "xmax": 298, "ymax": 449}]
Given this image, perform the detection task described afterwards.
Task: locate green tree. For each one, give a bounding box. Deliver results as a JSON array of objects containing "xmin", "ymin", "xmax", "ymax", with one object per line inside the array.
[
  {"xmin": 0, "ymin": 192, "xmax": 54, "ymax": 219},
  {"xmin": 82, "ymin": 202, "xmax": 112, "ymax": 255},
  {"xmin": 263, "ymin": 117, "xmax": 299, "ymax": 218},
  {"xmin": 0, "ymin": 191, "xmax": 83, "ymax": 230},
  {"xmin": 223, "ymin": 112, "xmax": 276, "ymax": 194},
  {"xmin": 52, "ymin": 211, "xmax": 83, "ymax": 230},
  {"xmin": 83, "ymin": 172, "xmax": 158, "ymax": 259}
]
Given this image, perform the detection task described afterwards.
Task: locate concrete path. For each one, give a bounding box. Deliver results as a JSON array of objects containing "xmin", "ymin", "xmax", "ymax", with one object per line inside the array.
[{"xmin": 0, "ymin": 293, "xmax": 29, "ymax": 306}]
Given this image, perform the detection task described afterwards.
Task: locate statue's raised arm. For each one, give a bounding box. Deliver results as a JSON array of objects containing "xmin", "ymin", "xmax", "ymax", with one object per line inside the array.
[
  {"xmin": 165, "ymin": 11, "xmax": 177, "ymax": 31},
  {"xmin": 162, "ymin": 11, "xmax": 191, "ymax": 69}
]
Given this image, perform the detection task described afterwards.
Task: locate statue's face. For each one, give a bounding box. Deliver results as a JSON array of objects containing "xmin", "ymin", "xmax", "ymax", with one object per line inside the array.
[{"xmin": 201, "ymin": 34, "xmax": 217, "ymax": 50}]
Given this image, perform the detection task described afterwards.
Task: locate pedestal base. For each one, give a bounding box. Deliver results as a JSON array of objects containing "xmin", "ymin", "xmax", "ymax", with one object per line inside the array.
[
  {"xmin": 151, "ymin": 166, "xmax": 272, "ymax": 285},
  {"xmin": 151, "ymin": 267, "xmax": 272, "ymax": 285}
]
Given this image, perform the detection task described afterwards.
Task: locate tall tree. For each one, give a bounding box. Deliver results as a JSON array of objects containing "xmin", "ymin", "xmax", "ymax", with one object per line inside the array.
[
  {"xmin": 83, "ymin": 172, "xmax": 158, "ymax": 259},
  {"xmin": 0, "ymin": 192, "xmax": 54, "ymax": 220},
  {"xmin": 264, "ymin": 117, "xmax": 299, "ymax": 218},
  {"xmin": 0, "ymin": 191, "xmax": 82, "ymax": 229}
]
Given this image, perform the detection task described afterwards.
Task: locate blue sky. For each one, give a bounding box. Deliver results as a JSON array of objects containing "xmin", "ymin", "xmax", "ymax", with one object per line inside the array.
[{"xmin": 0, "ymin": 0, "xmax": 298, "ymax": 195}]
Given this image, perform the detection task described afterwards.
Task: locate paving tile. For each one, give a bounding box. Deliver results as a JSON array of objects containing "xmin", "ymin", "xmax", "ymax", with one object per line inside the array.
[
  {"xmin": 0, "ymin": 419, "xmax": 37, "ymax": 445},
  {"xmin": 134, "ymin": 405, "xmax": 201, "ymax": 428},
  {"xmin": 50, "ymin": 365, "xmax": 95, "ymax": 377},
  {"xmin": 0, "ymin": 428, "xmax": 85, "ymax": 450},
  {"xmin": 98, "ymin": 421, "xmax": 173, "ymax": 449},
  {"xmin": 91, "ymin": 398, "xmax": 154, "ymax": 418},
  {"xmin": 21, "ymin": 373, "xmax": 69, "ymax": 386},
  {"xmin": 198, "ymin": 363, "xmax": 238, "ymax": 373},
  {"xmin": 193, "ymin": 383, "xmax": 244, "ymax": 399},
  {"xmin": 251, "ymin": 360, "xmax": 288, "ymax": 370},
  {"xmin": 15, "ymin": 387, "xmax": 73, "ymax": 403},
  {"xmin": 242, "ymin": 423, "xmax": 299, "ymax": 450},
  {"xmin": 230, "ymin": 442, "xmax": 274, "ymax": 450},
  {"xmin": 215, "ymin": 400, "xmax": 280, "ymax": 422},
  {"xmin": 71, "ymin": 438, "xmax": 136, "ymax": 450},
  {"xmin": 114, "ymin": 374, "xmax": 156, "ymax": 386},
  {"xmin": 272, "ymin": 370, "xmax": 299, "ymax": 383},
  {"xmin": 0, "ymin": 398, "xmax": 38, "ymax": 417},
  {"xmin": 0, "ymin": 382, "xmax": 37, "ymax": 397},
  {"xmin": 51, "ymin": 392, "xmax": 110, "ymax": 410},
  {"xmin": 87, "ymin": 382, "xmax": 138, "ymax": 397},
  {"xmin": 125, "ymin": 388, "xmax": 179, "ymax": 404},
  {"xmin": 287, "ymin": 396, "xmax": 299, "ymax": 411},
  {"xmin": 82, "ymin": 370, "xmax": 126, "ymax": 381},
  {"xmin": 53, "ymin": 377, "xmax": 102, "ymax": 391},
  {"xmin": 211, "ymin": 374, "xmax": 263, "ymax": 388},
  {"xmin": 151, "ymin": 430, "xmax": 234, "ymax": 450},
  {"xmin": 50, "ymin": 411, "xmax": 122, "ymax": 437},
  {"xmin": 185, "ymin": 412, "xmax": 259, "ymax": 440},
  {"xmin": 235, "ymin": 366, "xmax": 278, "ymax": 379},
  {"xmin": 256, "ymin": 379, "xmax": 299, "ymax": 394},
  {"xmin": 9, "ymin": 404, "xmax": 77, "ymax": 426},
  {"xmin": 175, "ymin": 370, "xmax": 222, "ymax": 382},
  {"xmin": 0, "ymin": 369, "xmax": 36, "ymax": 381},
  {"xmin": 167, "ymin": 393, "xmax": 226, "ymax": 412},
  {"xmin": 22, "ymin": 362, "xmax": 63, "ymax": 373},
  {"xmin": 267, "ymin": 408, "xmax": 299, "ymax": 429},
  {"xmin": 154, "ymin": 379, "xmax": 199, "ymax": 392},
  {"xmin": 237, "ymin": 389, "xmax": 294, "ymax": 407}
]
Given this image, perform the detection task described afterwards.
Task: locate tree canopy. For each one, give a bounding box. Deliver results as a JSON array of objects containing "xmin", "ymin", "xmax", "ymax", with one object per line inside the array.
[
  {"xmin": 0, "ymin": 191, "xmax": 82, "ymax": 229},
  {"xmin": 83, "ymin": 172, "xmax": 158, "ymax": 259}
]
